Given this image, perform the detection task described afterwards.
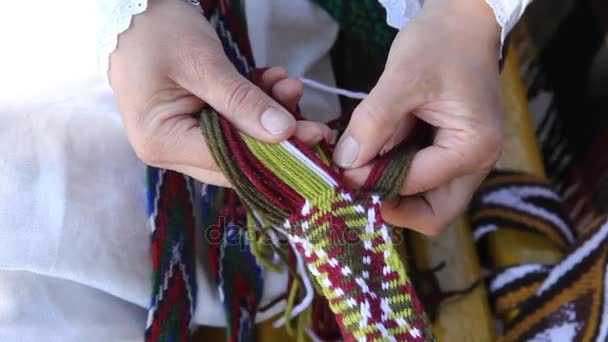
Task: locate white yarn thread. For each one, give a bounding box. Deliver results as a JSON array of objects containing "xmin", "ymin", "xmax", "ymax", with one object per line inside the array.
[
  {"xmin": 272, "ymin": 235, "xmax": 315, "ymax": 328},
  {"xmin": 299, "ymin": 77, "xmax": 369, "ymax": 100}
]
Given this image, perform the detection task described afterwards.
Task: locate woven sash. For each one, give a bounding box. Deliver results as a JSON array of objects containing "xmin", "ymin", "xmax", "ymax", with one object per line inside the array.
[
  {"xmin": 470, "ymin": 170, "xmax": 608, "ymax": 341},
  {"xmin": 145, "ymin": 0, "xmax": 436, "ymax": 341}
]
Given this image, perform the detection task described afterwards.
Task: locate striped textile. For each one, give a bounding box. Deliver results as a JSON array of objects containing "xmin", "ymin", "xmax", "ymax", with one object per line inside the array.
[
  {"xmin": 144, "ymin": 0, "xmax": 436, "ymax": 340},
  {"xmin": 145, "ymin": 167, "xmax": 198, "ymax": 341},
  {"xmin": 197, "ymin": 0, "xmax": 435, "ymax": 341},
  {"xmin": 470, "ymin": 170, "xmax": 608, "ymax": 341}
]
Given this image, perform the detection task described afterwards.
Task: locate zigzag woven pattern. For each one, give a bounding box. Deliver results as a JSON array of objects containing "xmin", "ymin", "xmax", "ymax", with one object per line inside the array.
[
  {"xmin": 145, "ymin": 167, "xmax": 197, "ymax": 341},
  {"xmin": 470, "ymin": 170, "xmax": 608, "ymax": 341},
  {"xmin": 470, "ymin": 170, "xmax": 575, "ymax": 250},
  {"xmin": 204, "ymin": 189, "xmax": 265, "ymax": 342}
]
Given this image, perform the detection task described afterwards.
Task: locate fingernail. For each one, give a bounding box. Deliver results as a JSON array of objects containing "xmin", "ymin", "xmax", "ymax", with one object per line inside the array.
[
  {"xmin": 261, "ymin": 108, "xmax": 295, "ymax": 135},
  {"xmin": 334, "ymin": 135, "xmax": 360, "ymax": 168}
]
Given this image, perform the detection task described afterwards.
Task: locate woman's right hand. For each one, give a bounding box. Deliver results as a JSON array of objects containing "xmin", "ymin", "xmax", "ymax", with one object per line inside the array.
[{"xmin": 109, "ymin": 0, "xmax": 330, "ymax": 187}]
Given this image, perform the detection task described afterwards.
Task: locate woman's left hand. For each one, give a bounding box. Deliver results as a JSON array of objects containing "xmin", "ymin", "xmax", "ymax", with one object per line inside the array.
[{"xmin": 334, "ymin": 0, "xmax": 505, "ymax": 235}]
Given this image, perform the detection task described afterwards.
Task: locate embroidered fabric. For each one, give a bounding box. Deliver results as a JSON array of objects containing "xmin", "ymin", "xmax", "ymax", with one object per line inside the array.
[
  {"xmin": 99, "ymin": 0, "xmax": 531, "ymax": 76},
  {"xmin": 97, "ymin": 0, "xmax": 148, "ymax": 81},
  {"xmin": 377, "ymin": 0, "xmax": 422, "ymax": 29},
  {"xmin": 482, "ymin": 0, "xmax": 533, "ymax": 44},
  {"xmin": 378, "ymin": 0, "xmax": 532, "ymax": 46}
]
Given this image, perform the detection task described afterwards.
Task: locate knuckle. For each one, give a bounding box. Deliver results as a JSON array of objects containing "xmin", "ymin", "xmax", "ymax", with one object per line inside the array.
[
  {"xmin": 173, "ymin": 39, "xmax": 224, "ymax": 82},
  {"xmin": 460, "ymin": 118, "xmax": 503, "ymax": 171},
  {"xmin": 131, "ymin": 130, "xmax": 163, "ymax": 166},
  {"xmin": 224, "ymin": 79, "xmax": 265, "ymax": 114},
  {"xmin": 355, "ymin": 101, "xmax": 393, "ymax": 129},
  {"xmin": 402, "ymin": 180, "xmax": 433, "ymax": 196},
  {"xmin": 478, "ymin": 126, "xmax": 503, "ymax": 168}
]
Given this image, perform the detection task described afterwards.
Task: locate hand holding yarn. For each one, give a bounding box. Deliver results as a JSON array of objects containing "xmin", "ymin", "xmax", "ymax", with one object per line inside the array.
[
  {"xmin": 108, "ymin": 0, "xmax": 330, "ymax": 187},
  {"xmin": 335, "ymin": 0, "xmax": 504, "ymax": 235}
]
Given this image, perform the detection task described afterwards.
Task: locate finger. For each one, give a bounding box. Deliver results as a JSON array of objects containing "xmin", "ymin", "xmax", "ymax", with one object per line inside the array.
[
  {"xmin": 260, "ymin": 67, "xmax": 288, "ymax": 92},
  {"xmin": 293, "ymin": 121, "xmax": 333, "ymax": 147},
  {"xmin": 172, "ymin": 54, "xmax": 296, "ymax": 143},
  {"xmin": 333, "ymin": 70, "xmax": 426, "ymax": 169},
  {"xmin": 381, "ymin": 171, "xmax": 487, "ymax": 235},
  {"xmin": 272, "ymin": 78, "xmax": 304, "ymax": 113},
  {"xmin": 379, "ymin": 116, "xmax": 418, "ymax": 155},
  {"xmin": 400, "ymin": 123, "xmax": 501, "ymax": 195},
  {"xmin": 342, "ymin": 164, "xmax": 373, "ymax": 189},
  {"xmin": 130, "ymin": 108, "xmax": 231, "ymax": 186}
]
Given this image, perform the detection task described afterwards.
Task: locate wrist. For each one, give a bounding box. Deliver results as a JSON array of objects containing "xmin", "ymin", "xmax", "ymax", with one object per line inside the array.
[{"xmin": 423, "ymin": 0, "xmax": 501, "ymax": 59}]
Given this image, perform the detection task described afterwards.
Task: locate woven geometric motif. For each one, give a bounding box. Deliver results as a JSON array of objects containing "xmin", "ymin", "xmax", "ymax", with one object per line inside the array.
[
  {"xmin": 470, "ymin": 170, "xmax": 576, "ymax": 251},
  {"xmin": 243, "ymin": 136, "xmax": 431, "ymax": 341},
  {"xmin": 499, "ymin": 217, "xmax": 608, "ymax": 341},
  {"xmin": 471, "ymin": 170, "xmax": 608, "ymax": 341},
  {"xmin": 145, "ymin": 167, "xmax": 197, "ymax": 341},
  {"xmin": 201, "ymin": 107, "xmax": 434, "ymax": 341}
]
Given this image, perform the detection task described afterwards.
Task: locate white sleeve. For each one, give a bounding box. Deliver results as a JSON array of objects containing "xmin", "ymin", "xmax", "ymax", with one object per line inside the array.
[
  {"xmin": 97, "ymin": 1, "xmax": 149, "ymax": 79},
  {"xmin": 378, "ymin": 0, "xmax": 532, "ymax": 46},
  {"xmin": 483, "ymin": 0, "xmax": 532, "ymax": 44}
]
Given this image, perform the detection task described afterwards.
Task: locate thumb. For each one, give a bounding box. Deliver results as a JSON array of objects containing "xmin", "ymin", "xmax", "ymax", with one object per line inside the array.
[
  {"xmin": 173, "ymin": 54, "xmax": 296, "ymax": 143},
  {"xmin": 333, "ymin": 73, "xmax": 422, "ymax": 168}
]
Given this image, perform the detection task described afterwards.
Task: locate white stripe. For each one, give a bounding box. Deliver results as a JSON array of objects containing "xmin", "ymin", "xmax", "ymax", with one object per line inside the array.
[
  {"xmin": 409, "ymin": 328, "xmax": 422, "ymax": 338},
  {"xmin": 356, "ymin": 277, "xmax": 370, "ymax": 293},
  {"xmin": 539, "ymin": 220, "xmax": 608, "ymax": 294},
  {"xmin": 490, "ymin": 264, "xmax": 547, "ymax": 292},
  {"xmin": 214, "ymin": 14, "xmax": 251, "ymax": 74},
  {"xmin": 301, "ymin": 199, "xmax": 311, "ymax": 216},
  {"xmin": 273, "ymin": 238, "xmax": 315, "ymax": 328},
  {"xmin": 302, "ymin": 221, "xmax": 310, "ymax": 232},
  {"xmin": 280, "ymin": 141, "xmax": 338, "ymax": 187},
  {"xmin": 381, "ymin": 225, "xmax": 390, "ymax": 241},
  {"xmin": 146, "ymin": 245, "xmax": 185, "ymax": 328},
  {"xmin": 149, "ymin": 169, "xmax": 166, "ymax": 233},
  {"xmin": 381, "ymin": 298, "xmax": 392, "ymax": 321},
  {"xmin": 483, "ymin": 186, "xmax": 574, "ymax": 243},
  {"xmin": 375, "ymin": 323, "xmax": 391, "ymax": 339},
  {"xmin": 359, "ymin": 300, "xmax": 371, "ymax": 328},
  {"xmin": 340, "ymin": 192, "xmax": 353, "ymax": 201},
  {"xmin": 366, "ymin": 207, "xmax": 376, "ymax": 234},
  {"xmin": 474, "ymin": 224, "xmax": 498, "ymax": 240},
  {"xmin": 178, "ymin": 255, "xmax": 195, "ymax": 316}
]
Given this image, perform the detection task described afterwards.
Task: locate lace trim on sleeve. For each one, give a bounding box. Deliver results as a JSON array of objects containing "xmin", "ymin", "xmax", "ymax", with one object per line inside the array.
[{"xmin": 97, "ymin": 1, "xmax": 148, "ymax": 80}]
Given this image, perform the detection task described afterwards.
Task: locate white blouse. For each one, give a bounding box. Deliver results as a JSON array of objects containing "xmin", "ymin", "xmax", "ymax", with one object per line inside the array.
[{"xmin": 0, "ymin": 0, "xmax": 530, "ymax": 341}]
